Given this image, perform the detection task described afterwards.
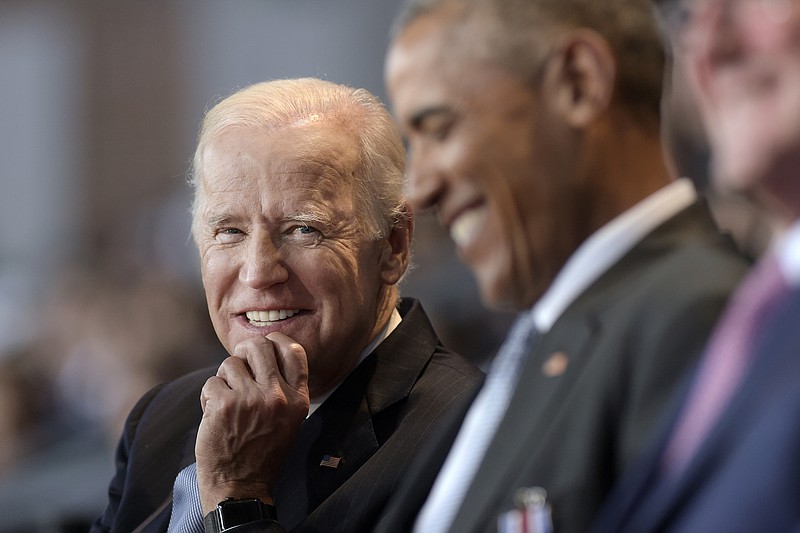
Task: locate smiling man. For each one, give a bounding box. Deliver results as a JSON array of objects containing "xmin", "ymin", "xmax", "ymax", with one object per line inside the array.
[
  {"xmin": 375, "ymin": 0, "xmax": 750, "ymax": 532},
  {"xmin": 91, "ymin": 78, "xmax": 480, "ymax": 533},
  {"xmin": 591, "ymin": 0, "xmax": 800, "ymax": 530}
]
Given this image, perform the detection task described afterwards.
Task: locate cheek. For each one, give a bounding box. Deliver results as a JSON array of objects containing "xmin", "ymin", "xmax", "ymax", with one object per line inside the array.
[
  {"xmin": 472, "ymin": 195, "xmax": 528, "ymax": 309},
  {"xmin": 739, "ymin": 5, "xmax": 800, "ymax": 52},
  {"xmin": 303, "ymin": 249, "xmax": 381, "ymax": 358},
  {"xmin": 494, "ymin": 171, "xmax": 572, "ymax": 308},
  {"xmin": 197, "ymin": 254, "xmax": 236, "ymax": 351},
  {"xmin": 706, "ymin": 70, "xmax": 800, "ymax": 187},
  {"xmin": 416, "ymin": 125, "xmax": 487, "ymax": 184},
  {"xmin": 200, "ymin": 250, "xmax": 236, "ymax": 305},
  {"xmin": 296, "ymin": 246, "xmax": 363, "ymax": 300},
  {"xmin": 319, "ymin": 246, "xmax": 386, "ymax": 331}
]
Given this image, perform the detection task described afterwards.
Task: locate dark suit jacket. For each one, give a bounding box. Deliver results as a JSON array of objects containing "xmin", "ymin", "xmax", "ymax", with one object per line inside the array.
[
  {"xmin": 592, "ymin": 288, "xmax": 800, "ymax": 533},
  {"xmin": 376, "ymin": 201, "xmax": 750, "ymax": 533},
  {"xmin": 91, "ymin": 298, "xmax": 482, "ymax": 533}
]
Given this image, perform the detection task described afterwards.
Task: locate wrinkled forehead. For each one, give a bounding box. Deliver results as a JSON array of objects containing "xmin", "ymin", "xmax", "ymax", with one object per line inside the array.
[
  {"xmin": 193, "ymin": 127, "xmax": 363, "ymax": 229},
  {"xmin": 197, "ymin": 121, "xmax": 362, "ymax": 189}
]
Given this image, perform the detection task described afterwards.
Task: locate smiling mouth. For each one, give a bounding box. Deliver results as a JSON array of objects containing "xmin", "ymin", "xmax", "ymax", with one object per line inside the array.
[
  {"xmin": 245, "ymin": 309, "xmax": 300, "ymax": 326},
  {"xmin": 449, "ymin": 206, "xmax": 487, "ymax": 248}
]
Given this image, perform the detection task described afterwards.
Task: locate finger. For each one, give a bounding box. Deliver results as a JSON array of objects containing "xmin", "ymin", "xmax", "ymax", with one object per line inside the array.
[
  {"xmin": 233, "ymin": 337, "xmax": 281, "ymax": 385},
  {"xmin": 199, "ymin": 375, "xmax": 232, "ymax": 413},
  {"xmin": 265, "ymin": 332, "xmax": 309, "ymax": 393},
  {"xmin": 215, "ymin": 355, "xmax": 256, "ymax": 390}
]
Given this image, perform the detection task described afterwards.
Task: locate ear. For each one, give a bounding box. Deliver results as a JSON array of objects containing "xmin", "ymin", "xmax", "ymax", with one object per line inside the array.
[
  {"xmin": 543, "ymin": 29, "xmax": 616, "ymax": 128},
  {"xmin": 380, "ymin": 202, "xmax": 414, "ymax": 286}
]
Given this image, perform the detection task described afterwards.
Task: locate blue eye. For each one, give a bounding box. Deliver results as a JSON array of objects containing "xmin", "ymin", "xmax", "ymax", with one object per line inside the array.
[
  {"xmin": 214, "ymin": 227, "xmax": 245, "ymax": 244},
  {"xmin": 284, "ymin": 221, "xmax": 324, "ymax": 243},
  {"xmin": 294, "ymin": 225, "xmax": 318, "ymax": 235}
]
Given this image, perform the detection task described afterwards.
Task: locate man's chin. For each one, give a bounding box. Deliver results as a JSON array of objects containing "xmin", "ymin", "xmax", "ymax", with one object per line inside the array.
[
  {"xmin": 710, "ymin": 138, "xmax": 772, "ymax": 195},
  {"xmin": 475, "ymin": 278, "xmax": 511, "ymax": 312},
  {"xmin": 477, "ymin": 277, "xmax": 535, "ymax": 313}
]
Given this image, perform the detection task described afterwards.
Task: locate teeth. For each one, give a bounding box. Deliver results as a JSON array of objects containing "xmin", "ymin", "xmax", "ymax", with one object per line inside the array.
[
  {"xmin": 245, "ymin": 309, "xmax": 299, "ymax": 325},
  {"xmin": 450, "ymin": 208, "xmax": 486, "ymax": 248}
]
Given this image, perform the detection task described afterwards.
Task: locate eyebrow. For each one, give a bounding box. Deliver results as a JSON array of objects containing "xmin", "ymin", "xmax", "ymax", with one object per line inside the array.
[
  {"xmin": 205, "ymin": 212, "xmax": 236, "ymax": 228},
  {"xmin": 287, "ymin": 209, "xmax": 334, "ymax": 228},
  {"xmin": 202, "ymin": 209, "xmax": 335, "ymax": 229}
]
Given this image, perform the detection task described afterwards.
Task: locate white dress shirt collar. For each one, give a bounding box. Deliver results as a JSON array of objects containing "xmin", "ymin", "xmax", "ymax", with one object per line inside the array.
[
  {"xmin": 533, "ymin": 178, "xmax": 698, "ymax": 332},
  {"xmin": 774, "ymin": 219, "xmax": 800, "ymax": 288}
]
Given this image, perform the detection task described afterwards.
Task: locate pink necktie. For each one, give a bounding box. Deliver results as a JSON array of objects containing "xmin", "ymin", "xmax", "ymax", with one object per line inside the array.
[{"xmin": 662, "ymin": 254, "xmax": 789, "ymax": 475}]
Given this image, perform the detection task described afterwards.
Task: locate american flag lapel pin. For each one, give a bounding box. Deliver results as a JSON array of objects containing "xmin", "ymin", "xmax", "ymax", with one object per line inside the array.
[
  {"xmin": 497, "ymin": 487, "xmax": 553, "ymax": 533},
  {"xmin": 320, "ymin": 454, "xmax": 342, "ymax": 469}
]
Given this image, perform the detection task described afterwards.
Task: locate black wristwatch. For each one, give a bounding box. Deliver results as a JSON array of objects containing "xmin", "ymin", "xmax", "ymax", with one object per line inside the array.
[{"xmin": 203, "ymin": 498, "xmax": 282, "ymax": 532}]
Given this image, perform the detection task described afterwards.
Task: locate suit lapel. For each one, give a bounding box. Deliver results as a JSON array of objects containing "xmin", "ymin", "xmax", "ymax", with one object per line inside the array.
[
  {"xmin": 132, "ymin": 298, "xmax": 442, "ymax": 532},
  {"xmin": 131, "ymin": 426, "xmax": 198, "ymax": 532},
  {"xmin": 643, "ymin": 289, "xmax": 800, "ymax": 529},
  {"xmin": 588, "ymin": 370, "xmax": 692, "ymax": 533},
  {"xmin": 682, "ymin": 288, "xmax": 800, "ymax": 469},
  {"xmin": 599, "ymin": 269, "xmax": 792, "ymax": 533},
  {"xmin": 130, "ymin": 498, "xmax": 173, "ymax": 533},
  {"xmin": 275, "ymin": 298, "xmax": 439, "ymax": 530},
  {"xmin": 275, "ymin": 357, "xmax": 381, "ymax": 530},
  {"xmin": 449, "ymin": 315, "xmax": 597, "ymax": 533},
  {"xmin": 450, "ymin": 202, "xmax": 726, "ymax": 533}
]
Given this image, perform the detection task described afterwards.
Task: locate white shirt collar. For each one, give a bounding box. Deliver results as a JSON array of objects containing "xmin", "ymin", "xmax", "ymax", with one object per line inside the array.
[
  {"xmin": 307, "ymin": 307, "xmax": 402, "ymax": 417},
  {"xmin": 533, "ymin": 178, "xmax": 698, "ymax": 332},
  {"xmin": 773, "ymin": 219, "xmax": 800, "ymax": 288}
]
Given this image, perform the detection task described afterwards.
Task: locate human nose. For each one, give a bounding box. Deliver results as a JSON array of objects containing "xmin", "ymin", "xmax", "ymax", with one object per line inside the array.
[
  {"xmin": 240, "ymin": 233, "xmax": 289, "ymax": 289},
  {"xmin": 405, "ymin": 143, "xmax": 445, "ymax": 214}
]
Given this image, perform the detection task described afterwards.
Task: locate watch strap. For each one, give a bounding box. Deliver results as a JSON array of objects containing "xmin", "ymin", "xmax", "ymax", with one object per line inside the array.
[{"xmin": 203, "ymin": 498, "xmax": 283, "ymax": 533}]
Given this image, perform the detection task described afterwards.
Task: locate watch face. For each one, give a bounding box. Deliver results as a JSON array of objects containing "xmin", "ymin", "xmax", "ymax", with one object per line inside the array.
[{"xmin": 219, "ymin": 498, "xmax": 265, "ymax": 528}]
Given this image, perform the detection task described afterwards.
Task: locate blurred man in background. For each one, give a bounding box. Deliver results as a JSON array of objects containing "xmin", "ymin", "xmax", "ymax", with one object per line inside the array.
[
  {"xmin": 377, "ymin": 0, "xmax": 749, "ymax": 531},
  {"xmin": 92, "ymin": 78, "xmax": 480, "ymax": 533},
  {"xmin": 593, "ymin": 0, "xmax": 800, "ymax": 530}
]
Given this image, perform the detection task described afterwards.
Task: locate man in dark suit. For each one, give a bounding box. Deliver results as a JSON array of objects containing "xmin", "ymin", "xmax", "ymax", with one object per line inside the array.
[
  {"xmin": 91, "ymin": 78, "xmax": 481, "ymax": 533},
  {"xmin": 592, "ymin": 0, "xmax": 800, "ymax": 530},
  {"xmin": 378, "ymin": 0, "xmax": 750, "ymax": 531}
]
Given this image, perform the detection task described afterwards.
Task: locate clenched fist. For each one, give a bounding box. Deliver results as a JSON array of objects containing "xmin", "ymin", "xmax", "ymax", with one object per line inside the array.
[{"xmin": 195, "ymin": 332, "xmax": 310, "ymax": 514}]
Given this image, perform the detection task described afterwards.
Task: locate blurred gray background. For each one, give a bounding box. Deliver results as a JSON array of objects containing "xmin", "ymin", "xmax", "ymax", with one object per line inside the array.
[{"xmin": 0, "ymin": 1, "xmax": 512, "ymax": 530}]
